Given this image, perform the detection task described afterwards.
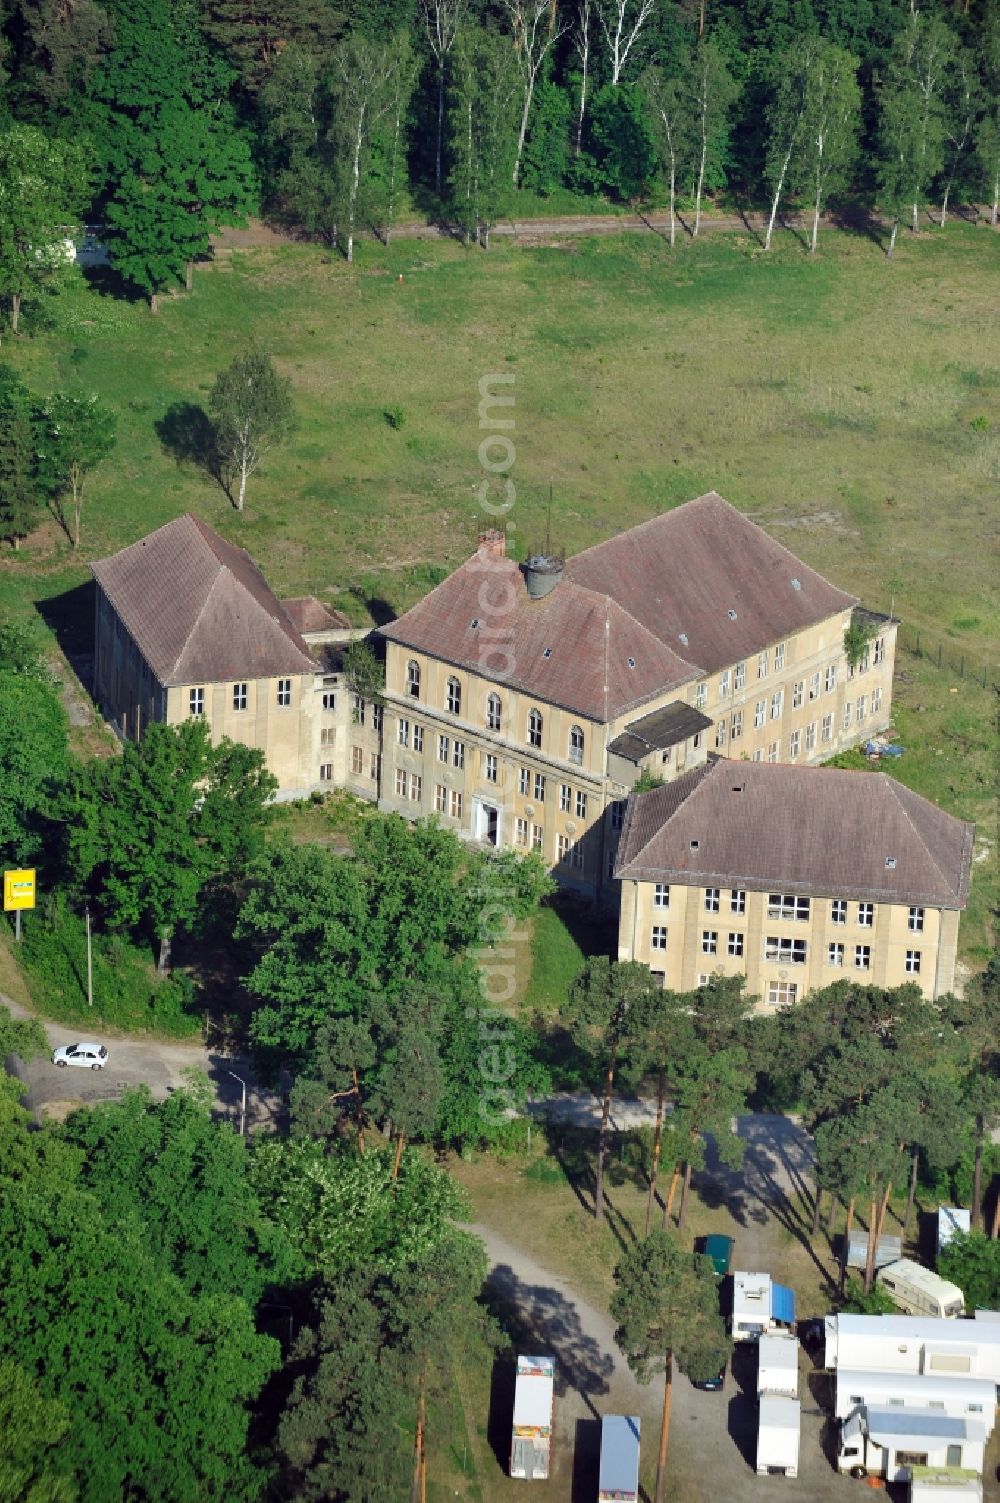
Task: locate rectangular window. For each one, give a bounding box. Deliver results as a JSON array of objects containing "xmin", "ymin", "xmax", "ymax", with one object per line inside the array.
[
  {"xmin": 843, "ymin": 701, "xmax": 853, "ymax": 731},
  {"xmin": 789, "ymin": 729, "xmax": 800, "ymax": 760},
  {"xmin": 413, "ymin": 724, "xmax": 424, "ymax": 753},
  {"xmin": 351, "ymin": 745, "xmax": 364, "ymax": 775},
  {"xmin": 872, "ymin": 686, "xmax": 882, "ymax": 713},
  {"xmin": 611, "ymin": 800, "xmax": 625, "ymax": 831},
  {"xmin": 825, "ymin": 665, "xmax": 837, "ymax": 693},
  {"xmin": 758, "ymin": 651, "xmax": 768, "ymax": 680},
  {"xmin": 397, "ymin": 717, "xmax": 410, "ymax": 747},
  {"xmin": 792, "ymin": 680, "xmax": 804, "ymax": 710},
  {"xmin": 320, "ymin": 726, "xmax": 336, "ymax": 747},
  {"xmin": 446, "ymin": 679, "xmax": 461, "ymax": 714},
  {"xmin": 768, "ymin": 741, "xmax": 779, "ymax": 763},
  {"xmin": 395, "ymin": 768, "xmax": 407, "ymax": 797},
  {"xmin": 734, "ymin": 660, "xmax": 746, "ymax": 690},
  {"xmin": 531, "ymin": 823, "xmax": 543, "ymax": 852},
  {"xmin": 319, "ymin": 762, "xmax": 333, "ymax": 782},
  {"xmin": 765, "ymin": 936, "xmax": 807, "ymax": 964},
  {"xmin": 731, "ymin": 709, "xmax": 743, "ymax": 741},
  {"xmin": 321, "ymin": 690, "xmax": 336, "ymax": 711},
  {"xmin": 854, "ymin": 944, "xmax": 871, "ymax": 970},
  {"xmin": 189, "ymin": 686, "xmax": 205, "ymax": 717},
  {"xmin": 557, "ymin": 834, "xmax": 582, "ymax": 868},
  {"xmin": 575, "ymin": 789, "xmax": 587, "ymax": 819},
  {"xmin": 805, "ymin": 721, "xmax": 817, "ymax": 753},
  {"xmin": 353, "ymin": 694, "xmax": 366, "ymax": 727},
  {"xmin": 452, "ymin": 741, "xmax": 465, "ymax": 770},
  {"xmin": 651, "ymin": 925, "xmax": 668, "ymax": 951},
  {"xmin": 654, "ymin": 883, "xmax": 670, "ymax": 908},
  {"xmin": 514, "ymin": 816, "xmax": 528, "ymax": 846},
  {"xmin": 831, "ymin": 899, "xmax": 847, "ymax": 924},
  {"xmin": 752, "ymin": 748, "xmax": 763, "ymax": 762},
  {"xmin": 731, "ymin": 889, "xmax": 746, "ymax": 914},
  {"xmin": 560, "ymin": 783, "xmax": 571, "ymax": 813},
  {"xmin": 693, "ymin": 731, "xmax": 703, "ymax": 749},
  {"xmin": 277, "ymin": 678, "xmax": 292, "ymax": 708},
  {"xmin": 484, "ymin": 753, "xmax": 498, "ymax": 783},
  {"xmin": 449, "ymin": 789, "xmax": 463, "ymax": 819},
  {"xmin": 370, "ymin": 751, "xmax": 380, "ymax": 780},
  {"xmin": 435, "ymin": 784, "xmax": 448, "ymax": 813},
  {"xmin": 857, "ymin": 694, "xmax": 867, "ymax": 723},
  {"xmin": 874, "ymin": 637, "xmax": 885, "ymax": 665},
  {"xmin": 822, "ymin": 713, "xmax": 833, "ymax": 742},
  {"xmin": 908, "ymin": 906, "xmax": 924, "ymax": 932},
  {"xmin": 695, "ymin": 681, "xmax": 707, "ymax": 709},
  {"xmin": 774, "ymin": 642, "xmax": 786, "ymax": 670},
  {"xmin": 728, "ymin": 932, "xmax": 744, "ymax": 957},
  {"xmin": 702, "ymin": 931, "xmax": 718, "ymax": 955},
  {"xmin": 371, "ymin": 704, "xmax": 383, "ymax": 733},
  {"xmin": 809, "ymin": 671, "xmax": 821, "ymax": 702},
  {"xmin": 906, "ymin": 950, "xmax": 921, "ymax": 974},
  {"xmin": 715, "ymin": 720, "xmax": 726, "ymax": 749},
  {"xmin": 438, "ymin": 735, "xmax": 449, "ymax": 763},
  {"xmin": 768, "ymin": 894, "xmax": 810, "ymax": 921},
  {"xmin": 754, "ymin": 700, "xmax": 766, "ymax": 729},
  {"xmin": 858, "ymin": 902, "xmax": 874, "ymax": 927},
  {"xmin": 859, "ymin": 646, "xmax": 870, "ymax": 673},
  {"xmin": 767, "ymin": 981, "xmax": 798, "ymax": 1007},
  {"xmin": 770, "ymin": 690, "xmax": 784, "ymax": 720},
  {"xmin": 705, "ymin": 887, "xmax": 720, "ymax": 912},
  {"xmin": 827, "ymin": 942, "xmax": 845, "ymax": 967},
  {"xmin": 720, "ymin": 669, "xmax": 731, "ymax": 698},
  {"xmin": 534, "ymin": 772, "xmax": 546, "ymax": 802},
  {"xmin": 232, "ymin": 682, "xmax": 247, "ymax": 712},
  {"xmin": 519, "ymin": 767, "xmax": 529, "ymax": 797},
  {"xmin": 409, "ymin": 773, "xmax": 422, "ymax": 802}
]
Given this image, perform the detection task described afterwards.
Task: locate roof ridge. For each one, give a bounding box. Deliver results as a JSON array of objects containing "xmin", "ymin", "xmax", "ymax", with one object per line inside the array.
[
  {"xmin": 168, "ymin": 564, "xmax": 226, "ymax": 679},
  {"xmin": 620, "ymin": 762, "xmax": 714, "ymax": 869},
  {"xmin": 880, "ymin": 774, "xmax": 967, "ymax": 904},
  {"xmin": 565, "ymin": 492, "xmax": 722, "ymax": 566},
  {"xmin": 603, "ymin": 593, "xmax": 703, "ymax": 676}
]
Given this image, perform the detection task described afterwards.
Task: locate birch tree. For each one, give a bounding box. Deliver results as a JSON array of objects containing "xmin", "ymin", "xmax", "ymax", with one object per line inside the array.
[
  {"xmin": 761, "ymin": 41, "xmax": 817, "ymax": 252},
  {"xmin": 796, "ymin": 42, "xmax": 861, "ymax": 254},
  {"xmin": 420, "ymin": 0, "xmax": 466, "ymax": 196},
  {"xmin": 449, "ymin": 29, "xmax": 521, "ymax": 247},
  {"xmin": 641, "ymin": 64, "xmax": 687, "ymax": 246},
  {"xmin": 938, "ymin": 50, "xmax": 977, "ymax": 226},
  {"xmin": 596, "ymin": 0, "xmax": 656, "ymax": 86},
  {"xmin": 878, "ymin": 13, "xmax": 954, "ymax": 239},
  {"xmin": 975, "ymin": 111, "xmax": 1000, "ymax": 225},
  {"xmin": 571, "ymin": 0, "xmax": 593, "ymax": 151},
  {"xmin": 372, "ymin": 36, "xmax": 418, "ymax": 245},
  {"xmin": 503, "ymin": 0, "xmax": 567, "ymax": 188},
  {"xmin": 328, "ymin": 36, "xmax": 400, "ymax": 264},
  {"xmin": 688, "ymin": 39, "xmax": 738, "ymax": 236},
  {"xmin": 209, "ymin": 345, "xmax": 296, "ymax": 511},
  {"xmin": 0, "ymin": 125, "xmax": 84, "ymax": 335}
]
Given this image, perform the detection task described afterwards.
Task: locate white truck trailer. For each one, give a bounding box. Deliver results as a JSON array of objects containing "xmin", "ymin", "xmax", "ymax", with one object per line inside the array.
[
  {"xmin": 834, "ymin": 1369, "xmax": 997, "ymax": 1427},
  {"xmin": 838, "ymin": 1406, "xmax": 988, "ymax": 1483},
  {"xmin": 757, "ymin": 1333, "xmax": 799, "ymax": 1398},
  {"xmin": 731, "ymin": 1271, "xmax": 796, "ymax": 1341},
  {"xmin": 510, "ymin": 1355, "xmax": 555, "ymax": 1480},
  {"xmin": 823, "ymin": 1314, "xmax": 1000, "ymax": 1384},
  {"xmin": 598, "ymin": 1415, "xmax": 640, "ymax": 1503},
  {"xmin": 757, "ymin": 1394, "xmax": 800, "ymax": 1477}
]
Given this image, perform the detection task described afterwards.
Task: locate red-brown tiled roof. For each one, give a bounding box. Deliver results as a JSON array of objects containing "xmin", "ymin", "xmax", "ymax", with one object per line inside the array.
[
  {"xmin": 566, "ymin": 492, "xmax": 858, "ymax": 674},
  {"xmin": 92, "ymin": 513, "xmax": 317, "ymax": 686},
  {"xmin": 615, "ymin": 759, "xmax": 974, "ymax": 909},
  {"xmin": 379, "ymin": 548, "xmax": 699, "ymax": 720},
  {"xmin": 281, "ymin": 596, "xmax": 352, "ymax": 634}
]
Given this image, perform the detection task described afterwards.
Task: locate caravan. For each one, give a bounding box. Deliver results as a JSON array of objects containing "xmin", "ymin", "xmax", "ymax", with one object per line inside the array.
[
  {"xmin": 731, "ymin": 1271, "xmax": 796, "ymax": 1342},
  {"xmin": 877, "ymin": 1261, "xmax": 966, "ymax": 1319}
]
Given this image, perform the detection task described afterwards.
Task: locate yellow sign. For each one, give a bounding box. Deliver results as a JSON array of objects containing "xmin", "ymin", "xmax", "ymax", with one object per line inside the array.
[{"xmin": 3, "ymin": 869, "xmax": 36, "ymax": 911}]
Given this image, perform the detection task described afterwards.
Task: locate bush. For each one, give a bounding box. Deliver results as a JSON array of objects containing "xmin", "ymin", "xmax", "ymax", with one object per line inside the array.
[
  {"xmin": 841, "ymin": 1276, "xmax": 897, "ymax": 1315},
  {"xmin": 19, "ymin": 895, "xmax": 201, "ymax": 1037}
]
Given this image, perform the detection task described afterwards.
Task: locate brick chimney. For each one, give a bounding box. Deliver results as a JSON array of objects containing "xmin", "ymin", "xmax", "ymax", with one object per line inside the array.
[{"xmin": 477, "ymin": 527, "xmax": 506, "ymax": 559}]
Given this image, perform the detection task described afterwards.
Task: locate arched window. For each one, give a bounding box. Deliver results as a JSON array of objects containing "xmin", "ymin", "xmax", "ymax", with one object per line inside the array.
[
  {"xmin": 446, "ymin": 676, "xmax": 462, "ymax": 715},
  {"xmin": 528, "ymin": 708, "xmax": 543, "ymax": 748},
  {"xmin": 486, "ymin": 692, "xmax": 502, "ymax": 731},
  {"xmin": 569, "ymin": 725, "xmax": 584, "ymax": 764},
  {"xmin": 406, "ymin": 660, "xmax": 421, "ymax": 699}
]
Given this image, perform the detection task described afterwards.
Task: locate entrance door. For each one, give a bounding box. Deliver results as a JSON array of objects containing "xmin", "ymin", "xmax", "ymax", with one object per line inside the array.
[{"xmin": 475, "ymin": 800, "xmax": 499, "ymax": 846}]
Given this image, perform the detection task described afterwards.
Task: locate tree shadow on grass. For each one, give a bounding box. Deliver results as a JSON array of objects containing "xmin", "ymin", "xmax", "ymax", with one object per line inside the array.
[{"xmin": 155, "ymin": 402, "xmax": 228, "ymax": 497}]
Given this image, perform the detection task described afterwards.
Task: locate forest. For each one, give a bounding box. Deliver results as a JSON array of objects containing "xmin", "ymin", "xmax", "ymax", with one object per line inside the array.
[{"xmin": 1, "ymin": 0, "xmax": 999, "ymax": 316}]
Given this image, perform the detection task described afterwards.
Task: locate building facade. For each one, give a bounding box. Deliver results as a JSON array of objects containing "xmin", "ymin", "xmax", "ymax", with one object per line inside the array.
[
  {"xmin": 92, "ymin": 513, "xmax": 366, "ymax": 797},
  {"xmin": 614, "ymin": 759, "xmax": 973, "ymax": 1004},
  {"xmin": 377, "ymin": 493, "xmax": 898, "ymax": 898}
]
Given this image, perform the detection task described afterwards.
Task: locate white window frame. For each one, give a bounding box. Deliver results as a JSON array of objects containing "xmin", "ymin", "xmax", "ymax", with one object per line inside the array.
[
  {"xmin": 651, "ymin": 925, "xmax": 668, "ymax": 951},
  {"xmin": 654, "ymin": 883, "xmax": 670, "ymax": 908},
  {"xmin": 827, "ymin": 942, "xmax": 844, "ymax": 967},
  {"xmin": 908, "ymin": 906, "xmax": 924, "ymax": 933},
  {"xmin": 277, "ymin": 678, "xmax": 292, "ymax": 708},
  {"xmin": 232, "ymin": 682, "xmax": 247, "ymax": 712}
]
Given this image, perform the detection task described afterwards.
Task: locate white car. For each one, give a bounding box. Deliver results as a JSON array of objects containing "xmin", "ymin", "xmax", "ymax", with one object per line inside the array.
[{"xmin": 52, "ymin": 1042, "xmax": 108, "ymax": 1071}]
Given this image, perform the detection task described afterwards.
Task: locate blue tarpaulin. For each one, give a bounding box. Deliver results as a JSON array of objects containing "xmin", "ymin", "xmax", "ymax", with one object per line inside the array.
[{"xmin": 772, "ymin": 1284, "xmax": 796, "ymax": 1325}]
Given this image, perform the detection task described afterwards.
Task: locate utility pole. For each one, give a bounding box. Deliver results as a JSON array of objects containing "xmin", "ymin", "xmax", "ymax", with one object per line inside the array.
[
  {"xmin": 227, "ymin": 1070, "xmax": 247, "ymax": 1137},
  {"xmin": 85, "ymin": 905, "xmax": 94, "ymax": 1007}
]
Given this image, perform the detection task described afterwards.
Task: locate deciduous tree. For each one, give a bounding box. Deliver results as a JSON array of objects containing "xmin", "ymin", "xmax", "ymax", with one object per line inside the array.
[
  {"xmin": 0, "ymin": 124, "xmax": 84, "ymax": 334},
  {"xmin": 208, "ymin": 344, "xmax": 296, "ymax": 510},
  {"xmin": 36, "ymin": 390, "xmax": 115, "ymax": 548},
  {"xmin": 796, "ymin": 42, "xmax": 861, "ymax": 254},
  {"xmin": 449, "ymin": 27, "xmax": 521, "ymax": 245},
  {"xmin": 687, "ymin": 39, "xmax": 738, "ymax": 236}
]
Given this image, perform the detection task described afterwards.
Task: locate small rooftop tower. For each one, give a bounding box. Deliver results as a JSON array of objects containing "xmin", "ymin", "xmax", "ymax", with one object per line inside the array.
[{"xmin": 524, "ymin": 480, "xmax": 564, "ymax": 598}]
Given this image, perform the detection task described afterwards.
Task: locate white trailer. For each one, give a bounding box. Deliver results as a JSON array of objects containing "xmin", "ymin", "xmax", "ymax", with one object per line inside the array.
[
  {"xmin": 838, "ymin": 1406, "xmax": 988, "ymax": 1483},
  {"xmin": 757, "ymin": 1333, "xmax": 799, "ymax": 1398},
  {"xmin": 834, "ymin": 1369, "xmax": 997, "ymax": 1428},
  {"xmin": 757, "ymin": 1394, "xmax": 800, "ymax": 1477},
  {"xmin": 598, "ymin": 1415, "xmax": 640, "ymax": 1503},
  {"xmin": 909, "ymin": 1466, "xmax": 983, "ymax": 1502},
  {"xmin": 937, "ymin": 1209, "xmax": 971, "ymax": 1259},
  {"xmin": 510, "ymin": 1355, "xmax": 554, "ymax": 1480},
  {"xmin": 731, "ymin": 1271, "xmax": 796, "ymax": 1341},
  {"xmin": 823, "ymin": 1314, "xmax": 1000, "ymax": 1384},
  {"xmin": 877, "ymin": 1260, "xmax": 966, "ymax": 1319}
]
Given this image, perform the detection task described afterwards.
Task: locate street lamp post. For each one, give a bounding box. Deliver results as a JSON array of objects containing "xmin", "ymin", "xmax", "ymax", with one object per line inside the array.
[{"xmin": 227, "ymin": 1070, "xmax": 247, "ymax": 1136}]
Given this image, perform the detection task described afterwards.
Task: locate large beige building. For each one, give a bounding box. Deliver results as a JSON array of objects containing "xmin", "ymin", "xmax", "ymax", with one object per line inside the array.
[
  {"xmin": 615, "ymin": 759, "xmax": 974, "ymax": 1004},
  {"xmin": 91, "ymin": 513, "xmax": 368, "ymax": 797},
  {"xmin": 377, "ymin": 493, "xmax": 898, "ymax": 899}
]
